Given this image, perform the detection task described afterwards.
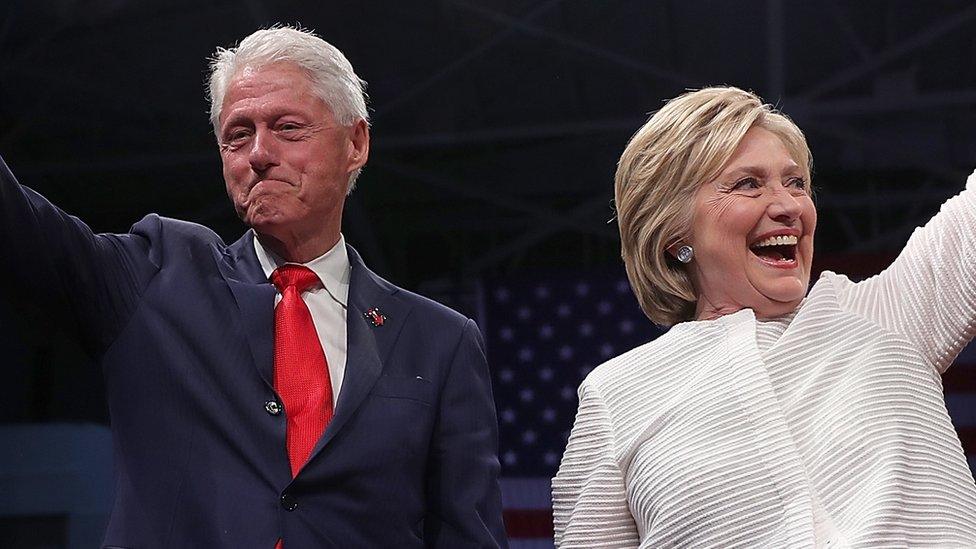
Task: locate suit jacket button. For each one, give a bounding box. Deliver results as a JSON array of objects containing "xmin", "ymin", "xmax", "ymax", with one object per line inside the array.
[
  {"xmin": 280, "ymin": 493, "xmax": 298, "ymax": 511},
  {"xmin": 265, "ymin": 400, "xmax": 282, "ymax": 416}
]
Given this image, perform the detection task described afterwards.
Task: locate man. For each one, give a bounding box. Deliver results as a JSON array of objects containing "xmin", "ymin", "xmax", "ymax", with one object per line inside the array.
[{"xmin": 0, "ymin": 27, "xmax": 507, "ymax": 547}]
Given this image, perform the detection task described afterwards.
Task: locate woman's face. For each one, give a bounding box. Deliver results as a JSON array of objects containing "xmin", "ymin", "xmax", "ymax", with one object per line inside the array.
[{"xmin": 686, "ymin": 126, "xmax": 816, "ymax": 320}]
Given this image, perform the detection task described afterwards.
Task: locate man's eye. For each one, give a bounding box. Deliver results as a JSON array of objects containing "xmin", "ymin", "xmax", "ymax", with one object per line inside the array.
[
  {"xmin": 732, "ymin": 177, "xmax": 760, "ymax": 190},
  {"xmin": 224, "ymin": 131, "xmax": 250, "ymax": 145}
]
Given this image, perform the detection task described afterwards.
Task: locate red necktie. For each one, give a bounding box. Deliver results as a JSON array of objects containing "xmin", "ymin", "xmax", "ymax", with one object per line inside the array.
[{"xmin": 271, "ymin": 265, "xmax": 334, "ymax": 477}]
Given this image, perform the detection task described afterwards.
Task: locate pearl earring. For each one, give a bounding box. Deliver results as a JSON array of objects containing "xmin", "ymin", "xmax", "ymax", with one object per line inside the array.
[{"xmin": 676, "ymin": 245, "xmax": 694, "ymax": 264}]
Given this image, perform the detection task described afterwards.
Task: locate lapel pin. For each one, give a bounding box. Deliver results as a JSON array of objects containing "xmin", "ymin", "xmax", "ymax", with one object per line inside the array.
[{"xmin": 364, "ymin": 307, "xmax": 386, "ymax": 327}]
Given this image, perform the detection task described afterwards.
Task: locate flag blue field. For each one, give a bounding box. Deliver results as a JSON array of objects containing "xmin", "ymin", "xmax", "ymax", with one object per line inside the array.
[{"xmin": 486, "ymin": 267, "xmax": 976, "ymax": 547}]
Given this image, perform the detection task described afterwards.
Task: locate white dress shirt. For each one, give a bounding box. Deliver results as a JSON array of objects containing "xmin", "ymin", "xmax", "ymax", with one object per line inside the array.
[{"xmin": 254, "ymin": 233, "xmax": 349, "ymax": 406}]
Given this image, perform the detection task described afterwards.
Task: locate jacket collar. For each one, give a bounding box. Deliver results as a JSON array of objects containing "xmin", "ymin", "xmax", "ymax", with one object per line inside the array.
[
  {"xmin": 252, "ymin": 234, "xmax": 351, "ymax": 308},
  {"xmin": 214, "ymin": 231, "xmax": 413, "ymax": 468},
  {"xmin": 216, "ymin": 230, "xmax": 276, "ymax": 386}
]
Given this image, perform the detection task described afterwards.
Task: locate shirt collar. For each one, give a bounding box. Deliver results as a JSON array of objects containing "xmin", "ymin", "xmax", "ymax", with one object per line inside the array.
[{"xmin": 253, "ymin": 232, "xmax": 350, "ymax": 307}]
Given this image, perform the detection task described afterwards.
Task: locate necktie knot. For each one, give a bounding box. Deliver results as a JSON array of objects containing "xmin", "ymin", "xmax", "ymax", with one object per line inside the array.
[{"xmin": 271, "ymin": 265, "xmax": 320, "ymax": 294}]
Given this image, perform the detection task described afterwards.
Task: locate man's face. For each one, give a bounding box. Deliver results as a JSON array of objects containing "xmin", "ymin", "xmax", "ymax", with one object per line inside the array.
[{"xmin": 218, "ymin": 63, "xmax": 368, "ymax": 251}]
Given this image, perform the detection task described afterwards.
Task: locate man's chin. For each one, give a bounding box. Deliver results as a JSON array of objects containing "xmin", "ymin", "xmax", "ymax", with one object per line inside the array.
[{"xmin": 243, "ymin": 209, "xmax": 285, "ymax": 231}]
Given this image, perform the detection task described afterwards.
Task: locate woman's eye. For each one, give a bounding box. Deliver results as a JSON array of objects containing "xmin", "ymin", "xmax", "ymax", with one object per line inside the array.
[
  {"xmin": 787, "ymin": 177, "xmax": 807, "ymax": 190},
  {"xmin": 732, "ymin": 177, "xmax": 760, "ymax": 190}
]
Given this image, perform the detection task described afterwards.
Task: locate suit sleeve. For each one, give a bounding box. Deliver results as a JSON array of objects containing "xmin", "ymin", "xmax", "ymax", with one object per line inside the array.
[
  {"xmin": 0, "ymin": 154, "xmax": 157, "ymax": 354},
  {"xmin": 424, "ymin": 318, "xmax": 508, "ymax": 548},
  {"xmin": 839, "ymin": 168, "xmax": 976, "ymax": 373},
  {"xmin": 551, "ymin": 381, "xmax": 639, "ymax": 548}
]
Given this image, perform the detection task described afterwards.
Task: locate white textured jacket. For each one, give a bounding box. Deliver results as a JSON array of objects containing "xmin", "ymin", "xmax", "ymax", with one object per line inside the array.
[{"xmin": 552, "ymin": 171, "xmax": 976, "ymax": 548}]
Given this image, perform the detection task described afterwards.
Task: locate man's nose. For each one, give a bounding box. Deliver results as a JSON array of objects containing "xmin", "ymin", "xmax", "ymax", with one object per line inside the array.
[{"xmin": 248, "ymin": 129, "xmax": 279, "ymax": 172}]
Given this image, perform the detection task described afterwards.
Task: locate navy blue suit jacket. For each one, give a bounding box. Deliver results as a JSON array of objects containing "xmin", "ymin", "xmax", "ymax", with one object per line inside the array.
[{"xmin": 0, "ymin": 156, "xmax": 507, "ymax": 548}]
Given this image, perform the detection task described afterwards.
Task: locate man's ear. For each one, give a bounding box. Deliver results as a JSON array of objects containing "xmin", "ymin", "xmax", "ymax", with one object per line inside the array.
[{"xmin": 348, "ymin": 119, "xmax": 370, "ymax": 171}]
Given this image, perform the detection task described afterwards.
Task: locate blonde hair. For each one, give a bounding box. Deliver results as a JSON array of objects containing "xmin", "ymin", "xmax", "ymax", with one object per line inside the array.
[{"xmin": 615, "ymin": 86, "xmax": 812, "ymax": 326}]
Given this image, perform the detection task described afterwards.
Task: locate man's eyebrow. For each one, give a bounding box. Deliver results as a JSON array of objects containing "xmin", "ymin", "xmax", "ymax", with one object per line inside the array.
[{"xmin": 219, "ymin": 114, "xmax": 249, "ymax": 132}]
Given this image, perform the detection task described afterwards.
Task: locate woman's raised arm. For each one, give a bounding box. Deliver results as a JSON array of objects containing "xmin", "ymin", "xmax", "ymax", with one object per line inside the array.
[{"xmin": 836, "ymin": 169, "xmax": 976, "ymax": 373}]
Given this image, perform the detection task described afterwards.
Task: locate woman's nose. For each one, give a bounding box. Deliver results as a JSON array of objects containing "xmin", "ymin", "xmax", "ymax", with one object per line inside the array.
[{"xmin": 767, "ymin": 187, "xmax": 802, "ymax": 223}]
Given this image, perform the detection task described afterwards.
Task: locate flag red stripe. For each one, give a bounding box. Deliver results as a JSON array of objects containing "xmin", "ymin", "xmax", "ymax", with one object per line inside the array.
[
  {"xmin": 958, "ymin": 427, "xmax": 976, "ymax": 456},
  {"xmin": 944, "ymin": 367, "xmax": 976, "ymax": 391},
  {"xmin": 811, "ymin": 253, "xmax": 896, "ymax": 280},
  {"xmin": 504, "ymin": 509, "xmax": 553, "ymax": 538}
]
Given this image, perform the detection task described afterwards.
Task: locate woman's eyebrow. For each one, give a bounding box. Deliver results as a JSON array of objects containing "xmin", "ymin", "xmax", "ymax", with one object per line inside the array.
[
  {"xmin": 720, "ymin": 162, "xmax": 802, "ymax": 180},
  {"xmin": 719, "ymin": 165, "xmax": 767, "ymax": 179}
]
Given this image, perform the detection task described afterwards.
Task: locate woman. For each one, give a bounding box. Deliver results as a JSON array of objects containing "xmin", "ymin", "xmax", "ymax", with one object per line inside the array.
[{"xmin": 552, "ymin": 86, "xmax": 976, "ymax": 547}]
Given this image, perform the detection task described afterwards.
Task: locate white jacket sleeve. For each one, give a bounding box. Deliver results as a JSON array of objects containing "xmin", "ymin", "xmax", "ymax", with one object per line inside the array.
[
  {"xmin": 838, "ymin": 169, "xmax": 976, "ymax": 373},
  {"xmin": 551, "ymin": 381, "xmax": 639, "ymax": 548}
]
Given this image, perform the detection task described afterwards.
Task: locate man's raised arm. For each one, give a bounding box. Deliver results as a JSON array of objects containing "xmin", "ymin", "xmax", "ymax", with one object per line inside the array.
[{"xmin": 0, "ymin": 155, "xmax": 157, "ymax": 354}]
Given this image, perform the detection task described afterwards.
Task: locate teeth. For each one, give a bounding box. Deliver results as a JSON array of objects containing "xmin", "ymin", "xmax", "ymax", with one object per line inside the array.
[{"xmin": 752, "ymin": 235, "xmax": 798, "ymax": 248}]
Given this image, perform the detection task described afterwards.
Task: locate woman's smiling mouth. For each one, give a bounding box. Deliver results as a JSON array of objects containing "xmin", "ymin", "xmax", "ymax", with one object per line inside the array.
[{"xmin": 750, "ymin": 233, "xmax": 799, "ymax": 267}]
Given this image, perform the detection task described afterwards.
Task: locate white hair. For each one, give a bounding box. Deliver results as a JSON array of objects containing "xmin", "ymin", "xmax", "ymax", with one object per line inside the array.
[
  {"xmin": 207, "ymin": 26, "xmax": 370, "ymax": 189},
  {"xmin": 208, "ymin": 26, "xmax": 368, "ymax": 130}
]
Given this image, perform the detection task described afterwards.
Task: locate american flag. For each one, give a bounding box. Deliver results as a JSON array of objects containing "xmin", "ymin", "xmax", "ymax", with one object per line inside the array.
[
  {"xmin": 485, "ymin": 261, "xmax": 976, "ymax": 547},
  {"xmin": 486, "ymin": 268, "xmax": 664, "ymax": 547}
]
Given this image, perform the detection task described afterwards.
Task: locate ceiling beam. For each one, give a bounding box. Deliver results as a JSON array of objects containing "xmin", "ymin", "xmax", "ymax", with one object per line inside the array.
[
  {"xmin": 824, "ymin": 0, "xmax": 872, "ymax": 62},
  {"xmin": 805, "ymin": 89, "xmax": 976, "ymax": 117},
  {"xmin": 462, "ymin": 194, "xmax": 615, "ymax": 275},
  {"xmin": 766, "ymin": 0, "xmax": 785, "ymax": 101},
  {"xmin": 451, "ymin": 0, "xmax": 698, "ymax": 88},
  {"xmin": 799, "ymin": 3, "xmax": 976, "ymax": 101},
  {"xmin": 374, "ymin": 158, "xmax": 615, "ymax": 239},
  {"xmin": 373, "ymin": 0, "xmax": 567, "ymax": 119},
  {"xmin": 374, "ymin": 117, "xmax": 641, "ymax": 150}
]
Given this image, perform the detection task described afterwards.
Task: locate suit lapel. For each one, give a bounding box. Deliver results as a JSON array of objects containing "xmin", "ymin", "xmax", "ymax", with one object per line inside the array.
[
  {"xmin": 214, "ymin": 231, "xmax": 276, "ymax": 387},
  {"xmin": 215, "ymin": 237, "xmax": 411, "ymax": 466},
  {"xmin": 305, "ymin": 244, "xmax": 412, "ymax": 462}
]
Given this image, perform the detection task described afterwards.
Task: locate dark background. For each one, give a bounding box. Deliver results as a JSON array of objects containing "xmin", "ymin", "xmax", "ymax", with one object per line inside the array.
[
  {"xmin": 3, "ymin": 0, "xmax": 975, "ymax": 423},
  {"xmin": 1, "ymin": 1, "xmax": 975, "ymax": 544}
]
